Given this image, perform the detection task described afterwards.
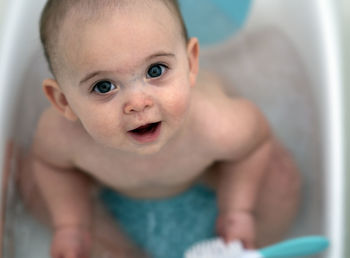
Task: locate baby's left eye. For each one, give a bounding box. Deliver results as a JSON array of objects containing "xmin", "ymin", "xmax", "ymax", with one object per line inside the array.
[
  {"xmin": 146, "ymin": 64, "xmax": 167, "ymax": 78},
  {"xmin": 92, "ymin": 80, "xmax": 117, "ymax": 94}
]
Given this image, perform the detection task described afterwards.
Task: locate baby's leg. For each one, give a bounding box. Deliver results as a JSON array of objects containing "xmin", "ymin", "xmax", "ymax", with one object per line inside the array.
[
  {"xmin": 254, "ymin": 143, "xmax": 301, "ymax": 247},
  {"xmin": 17, "ymin": 153, "xmax": 146, "ymax": 258}
]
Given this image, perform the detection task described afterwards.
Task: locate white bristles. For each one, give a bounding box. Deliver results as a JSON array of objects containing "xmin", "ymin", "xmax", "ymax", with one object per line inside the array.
[{"xmin": 184, "ymin": 238, "xmax": 244, "ymax": 258}]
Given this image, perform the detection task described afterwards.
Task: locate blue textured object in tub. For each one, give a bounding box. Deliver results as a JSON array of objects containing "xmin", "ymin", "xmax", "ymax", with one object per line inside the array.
[
  {"xmin": 179, "ymin": 0, "xmax": 252, "ymax": 46},
  {"xmin": 100, "ymin": 185, "xmax": 218, "ymax": 258}
]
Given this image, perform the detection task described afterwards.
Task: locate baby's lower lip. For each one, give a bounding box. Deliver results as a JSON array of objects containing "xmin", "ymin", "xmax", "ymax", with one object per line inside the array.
[{"xmin": 127, "ymin": 122, "xmax": 162, "ymax": 143}]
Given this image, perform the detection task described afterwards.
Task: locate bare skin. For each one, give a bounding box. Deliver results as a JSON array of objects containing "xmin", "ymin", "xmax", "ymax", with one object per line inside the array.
[{"xmin": 18, "ymin": 1, "xmax": 300, "ymax": 258}]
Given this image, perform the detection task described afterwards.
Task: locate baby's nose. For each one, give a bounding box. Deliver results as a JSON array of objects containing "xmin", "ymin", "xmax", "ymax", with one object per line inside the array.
[{"xmin": 123, "ymin": 93, "xmax": 154, "ymax": 114}]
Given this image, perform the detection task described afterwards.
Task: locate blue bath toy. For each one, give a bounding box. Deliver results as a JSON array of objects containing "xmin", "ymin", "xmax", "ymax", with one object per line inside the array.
[{"xmin": 179, "ymin": 0, "xmax": 252, "ymax": 46}]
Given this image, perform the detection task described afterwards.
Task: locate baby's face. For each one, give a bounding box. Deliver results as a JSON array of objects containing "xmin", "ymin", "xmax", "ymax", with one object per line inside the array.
[{"xmin": 55, "ymin": 1, "xmax": 198, "ymax": 154}]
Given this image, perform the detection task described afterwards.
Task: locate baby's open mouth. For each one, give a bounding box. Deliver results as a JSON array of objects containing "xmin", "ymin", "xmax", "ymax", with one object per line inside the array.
[
  {"xmin": 128, "ymin": 122, "xmax": 162, "ymax": 143},
  {"xmin": 130, "ymin": 122, "xmax": 161, "ymax": 134}
]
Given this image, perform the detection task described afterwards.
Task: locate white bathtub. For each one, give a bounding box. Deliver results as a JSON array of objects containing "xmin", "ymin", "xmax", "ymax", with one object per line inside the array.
[{"xmin": 0, "ymin": 0, "xmax": 345, "ymax": 257}]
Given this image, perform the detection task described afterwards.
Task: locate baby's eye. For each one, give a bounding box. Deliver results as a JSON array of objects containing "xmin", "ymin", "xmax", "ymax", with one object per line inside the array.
[
  {"xmin": 92, "ymin": 80, "xmax": 117, "ymax": 94},
  {"xmin": 147, "ymin": 64, "xmax": 167, "ymax": 78}
]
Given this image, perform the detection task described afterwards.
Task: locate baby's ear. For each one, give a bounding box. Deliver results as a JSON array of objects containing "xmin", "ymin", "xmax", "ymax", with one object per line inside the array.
[
  {"xmin": 187, "ymin": 37, "xmax": 200, "ymax": 87},
  {"xmin": 42, "ymin": 79, "xmax": 78, "ymax": 121}
]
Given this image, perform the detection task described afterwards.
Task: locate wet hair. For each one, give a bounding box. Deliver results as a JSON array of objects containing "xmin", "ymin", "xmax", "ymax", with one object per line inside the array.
[{"xmin": 39, "ymin": 0, "xmax": 189, "ymax": 77}]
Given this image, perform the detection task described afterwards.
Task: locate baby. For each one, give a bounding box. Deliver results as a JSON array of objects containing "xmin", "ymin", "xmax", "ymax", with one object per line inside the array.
[{"xmin": 20, "ymin": 0, "xmax": 301, "ymax": 257}]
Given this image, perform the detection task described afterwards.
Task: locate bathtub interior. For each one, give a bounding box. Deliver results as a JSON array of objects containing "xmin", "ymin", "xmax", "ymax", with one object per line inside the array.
[{"xmin": 0, "ymin": 0, "xmax": 341, "ymax": 257}]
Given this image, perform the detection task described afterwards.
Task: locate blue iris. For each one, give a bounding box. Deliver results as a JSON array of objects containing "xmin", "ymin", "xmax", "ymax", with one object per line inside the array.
[
  {"xmin": 93, "ymin": 81, "xmax": 116, "ymax": 94},
  {"xmin": 147, "ymin": 64, "xmax": 165, "ymax": 78}
]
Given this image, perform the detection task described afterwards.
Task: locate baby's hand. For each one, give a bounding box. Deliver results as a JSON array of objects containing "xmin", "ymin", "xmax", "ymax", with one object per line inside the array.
[
  {"xmin": 216, "ymin": 210, "xmax": 256, "ymax": 249},
  {"xmin": 51, "ymin": 226, "xmax": 92, "ymax": 258}
]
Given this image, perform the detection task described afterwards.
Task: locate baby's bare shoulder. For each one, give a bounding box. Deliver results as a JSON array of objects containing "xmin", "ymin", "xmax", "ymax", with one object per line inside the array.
[
  {"xmin": 194, "ymin": 76, "xmax": 270, "ymax": 160},
  {"xmin": 32, "ymin": 107, "xmax": 85, "ymax": 167},
  {"xmin": 220, "ymin": 99, "xmax": 270, "ymax": 158}
]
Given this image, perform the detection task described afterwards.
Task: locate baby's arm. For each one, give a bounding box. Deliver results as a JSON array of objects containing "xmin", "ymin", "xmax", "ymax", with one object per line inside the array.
[
  {"xmin": 28, "ymin": 151, "xmax": 147, "ymax": 258},
  {"xmin": 27, "ymin": 110, "xmax": 94, "ymax": 258},
  {"xmin": 216, "ymin": 100, "xmax": 273, "ymax": 248},
  {"xmin": 31, "ymin": 153, "xmax": 93, "ymax": 258}
]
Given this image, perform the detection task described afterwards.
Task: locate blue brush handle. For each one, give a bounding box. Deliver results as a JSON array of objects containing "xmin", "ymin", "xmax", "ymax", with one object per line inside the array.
[{"xmin": 259, "ymin": 236, "xmax": 329, "ymax": 257}]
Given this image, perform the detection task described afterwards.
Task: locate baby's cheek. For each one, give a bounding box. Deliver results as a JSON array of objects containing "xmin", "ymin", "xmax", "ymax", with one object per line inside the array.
[
  {"xmin": 81, "ymin": 113, "xmax": 121, "ymax": 143},
  {"xmin": 66, "ymin": 96, "xmax": 124, "ymax": 145},
  {"xmin": 162, "ymin": 89, "xmax": 191, "ymax": 120}
]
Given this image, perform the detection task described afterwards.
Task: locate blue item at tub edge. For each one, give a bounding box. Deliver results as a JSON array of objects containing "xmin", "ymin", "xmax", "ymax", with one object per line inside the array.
[{"xmin": 179, "ymin": 0, "xmax": 252, "ymax": 46}]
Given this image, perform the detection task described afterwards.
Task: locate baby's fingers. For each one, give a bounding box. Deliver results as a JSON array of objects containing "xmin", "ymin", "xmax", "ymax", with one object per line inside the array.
[
  {"xmin": 241, "ymin": 238, "xmax": 255, "ymax": 250},
  {"xmin": 223, "ymin": 233, "xmax": 256, "ymax": 250},
  {"xmin": 217, "ymin": 223, "xmax": 256, "ymax": 249}
]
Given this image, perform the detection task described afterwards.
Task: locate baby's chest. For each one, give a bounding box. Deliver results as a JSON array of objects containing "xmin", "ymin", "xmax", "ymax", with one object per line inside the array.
[{"xmin": 74, "ymin": 148, "xmax": 216, "ymax": 192}]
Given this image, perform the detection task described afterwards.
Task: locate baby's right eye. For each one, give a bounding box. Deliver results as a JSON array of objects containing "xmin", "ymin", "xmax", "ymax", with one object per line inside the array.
[{"xmin": 92, "ymin": 80, "xmax": 118, "ymax": 94}]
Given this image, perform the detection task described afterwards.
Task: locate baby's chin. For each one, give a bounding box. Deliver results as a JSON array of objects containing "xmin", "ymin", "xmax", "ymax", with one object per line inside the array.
[
  {"xmin": 127, "ymin": 141, "xmax": 166, "ymax": 156},
  {"xmin": 132, "ymin": 146, "xmax": 164, "ymax": 156},
  {"xmin": 97, "ymin": 139, "xmax": 166, "ymax": 156}
]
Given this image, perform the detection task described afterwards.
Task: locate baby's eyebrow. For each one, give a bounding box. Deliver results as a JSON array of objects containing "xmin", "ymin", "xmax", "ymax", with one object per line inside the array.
[
  {"xmin": 79, "ymin": 52, "xmax": 175, "ymax": 86},
  {"xmin": 146, "ymin": 52, "xmax": 175, "ymax": 61},
  {"xmin": 80, "ymin": 71, "xmax": 101, "ymax": 85}
]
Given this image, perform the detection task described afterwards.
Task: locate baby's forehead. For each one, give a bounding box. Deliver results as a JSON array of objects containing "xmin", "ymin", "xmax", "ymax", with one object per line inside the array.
[
  {"xmin": 59, "ymin": 1, "xmax": 182, "ymax": 47},
  {"xmin": 62, "ymin": 0, "xmax": 180, "ymax": 31},
  {"xmin": 55, "ymin": 0, "xmax": 183, "ymax": 79}
]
